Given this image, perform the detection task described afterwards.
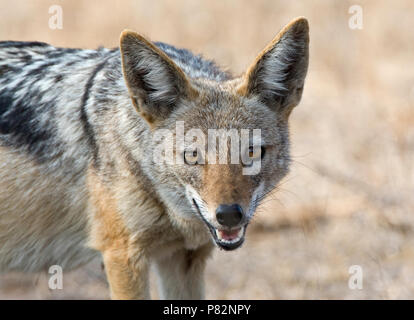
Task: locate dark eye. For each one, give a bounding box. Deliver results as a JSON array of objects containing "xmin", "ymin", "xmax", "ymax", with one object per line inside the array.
[
  {"xmin": 244, "ymin": 146, "xmax": 266, "ymax": 167},
  {"xmin": 248, "ymin": 146, "xmax": 266, "ymax": 159},
  {"xmin": 248, "ymin": 146, "xmax": 254, "ymax": 158},
  {"xmin": 184, "ymin": 149, "xmax": 199, "ymax": 165}
]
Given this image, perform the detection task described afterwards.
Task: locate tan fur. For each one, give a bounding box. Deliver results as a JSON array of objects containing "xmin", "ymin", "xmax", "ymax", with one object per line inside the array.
[
  {"xmin": 87, "ymin": 168, "xmax": 144, "ymax": 299},
  {"xmin": 201, "ymin": 164, "xmax": 251, "ymax": 216}
]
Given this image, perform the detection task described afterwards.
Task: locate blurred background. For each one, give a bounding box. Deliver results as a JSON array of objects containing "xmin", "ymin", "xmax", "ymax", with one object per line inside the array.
[{"xmin": 0, "ymin": 0, "xmax": 413, "ymax": 299}]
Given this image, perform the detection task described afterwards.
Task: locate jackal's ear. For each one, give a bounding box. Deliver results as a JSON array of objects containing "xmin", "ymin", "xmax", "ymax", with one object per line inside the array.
[
  {"xmin": 120, "ymin": 30, "xmax": 196, "ymax": 124},
  {"xmin": 238, "ymin": 17, "xmax": 309, "ymax": 117}
]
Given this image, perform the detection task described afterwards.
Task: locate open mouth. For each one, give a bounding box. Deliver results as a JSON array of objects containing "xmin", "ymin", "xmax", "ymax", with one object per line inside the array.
[
  {"xmin": 192, "ymin": 199, "xmax": 246, "ymax": 250},
  {"xmin": 213, "ymin": 226, "xmax": 246, "ymax": 250}
]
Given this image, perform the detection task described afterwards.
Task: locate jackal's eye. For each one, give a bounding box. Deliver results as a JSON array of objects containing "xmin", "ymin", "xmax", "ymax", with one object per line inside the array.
[
  {"xmin": 184, "ymin": 149, "xmax": 201, "ymax": 165},
  {"xmin": 244, "ymin": 146, "xmax": 266, "ymax": 167},
  {"xmin": 248, "ymin": 146, "xmax": 266, "ymax": 159}
]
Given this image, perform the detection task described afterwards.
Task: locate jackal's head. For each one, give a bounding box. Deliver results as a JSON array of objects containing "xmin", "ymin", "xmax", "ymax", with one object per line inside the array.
[{"xmin": 120, "ymin": 18, "xmax": 309, "ymax": 250}]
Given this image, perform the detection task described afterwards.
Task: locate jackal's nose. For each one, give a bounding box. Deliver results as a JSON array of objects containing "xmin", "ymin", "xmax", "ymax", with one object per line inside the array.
[{"xmin": 215, "ymin": 204, "xmax": 244, "ymax": 228}]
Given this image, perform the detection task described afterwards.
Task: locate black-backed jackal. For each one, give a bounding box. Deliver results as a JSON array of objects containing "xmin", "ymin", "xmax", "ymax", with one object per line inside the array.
[{"xmin": 0, "ymin": 17, "xmax": 309, "ymax": 299}]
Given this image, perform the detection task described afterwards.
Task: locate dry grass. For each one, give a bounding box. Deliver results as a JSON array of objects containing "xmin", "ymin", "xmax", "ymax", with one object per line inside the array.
[{"xmin": 0, "ymin": 0, "xmax": 413, "ymax": 299}]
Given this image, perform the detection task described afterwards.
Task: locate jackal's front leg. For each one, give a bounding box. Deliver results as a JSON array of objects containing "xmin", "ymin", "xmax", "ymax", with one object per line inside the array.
[
  {"xmin": 154, "ymin": 243, "xmax": 213, "ymax": 299},
  {"xmin": 87, "ymin": 169, "xmax": 151, "ymax": 299},
  {"xmin": 102, "ymin": 247, "xmax": 149, "ymax": 300}
]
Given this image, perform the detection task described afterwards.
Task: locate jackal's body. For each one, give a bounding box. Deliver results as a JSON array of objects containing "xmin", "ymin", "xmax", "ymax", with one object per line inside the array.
[
  {"xmin": 0, "ymin": 18, "xmax": 309, "ymax": 299},
  {"xmin": 0, "ymin": 41, "xmax": 225, "ymax": 272}
]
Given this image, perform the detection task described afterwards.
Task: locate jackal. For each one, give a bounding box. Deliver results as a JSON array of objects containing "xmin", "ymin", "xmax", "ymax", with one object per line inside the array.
[{"xmin": 0, "ymin": 17, "xmax": 309, "ymax": 299}]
